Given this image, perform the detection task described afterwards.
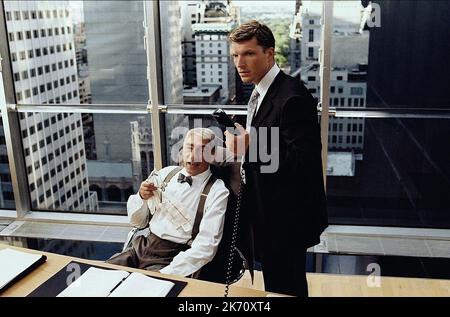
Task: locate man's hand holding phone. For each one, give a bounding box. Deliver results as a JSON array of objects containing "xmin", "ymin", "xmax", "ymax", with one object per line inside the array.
[{"xmin": 139, "ymin": 180, "xmax": 158, "ymax": 200}]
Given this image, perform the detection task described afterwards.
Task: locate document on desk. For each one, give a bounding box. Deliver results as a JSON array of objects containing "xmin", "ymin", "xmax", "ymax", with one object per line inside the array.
[
  {"xmin": 57, "ymin": 267, "xmax": 174, "ymax": 297},
  {"xmin": 0, "ymin": 248, "xmax": 47, "ymax": 292}
]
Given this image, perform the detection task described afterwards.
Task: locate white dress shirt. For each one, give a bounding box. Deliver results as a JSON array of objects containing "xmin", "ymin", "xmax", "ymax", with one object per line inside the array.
[
  {"xmin": 126, "ymin": 166, "xmax": 229, "ymax": 277},
  {"xmin": 253, "ymin": 63, "xmax": 280, "ymax": 116}
]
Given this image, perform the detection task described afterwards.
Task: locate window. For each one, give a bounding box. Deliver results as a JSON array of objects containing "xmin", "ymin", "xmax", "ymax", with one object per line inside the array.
[
  {"xmin": 14, "ymin": 11, "xmax": 21, "ymax": 20},
  {"xmin": 308, "ymin": 47, "xmax": 314, "ymax": 58},
  {"xmin": 337, "ymin": 76, "xmax": 343, "ymax": 81},
  {"xmin": 330, "ymin": 86, "xmax": 335, "ymax": 93},
  {"xmin": 309, "ymin": 29, "xmax": 314, "ymax": 42},
  {"xmin": 28, "ymin": 50, "xmax": 34, "ymax": 58},
  {"xmin": 351, "ymin": 87, "xmax": 364, "ymax": 95},
  {"xmin": 8, "ymin": 32, "xmax": 14, "ymax": 42},
  {"xmin": 6, "ymin": 11, "xmax": 11, "ymax": 21}
]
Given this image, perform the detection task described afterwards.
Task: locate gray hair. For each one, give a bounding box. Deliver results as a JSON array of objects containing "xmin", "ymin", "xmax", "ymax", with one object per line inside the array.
[{"xmin": 184, "ymin": 127, "xmax": 216, "ymax": 144}]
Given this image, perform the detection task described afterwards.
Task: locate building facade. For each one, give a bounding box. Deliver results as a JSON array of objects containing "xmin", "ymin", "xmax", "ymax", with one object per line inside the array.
[{"xmin": 4, "ymin": 0, "xmax": 98, "ymax": 212}]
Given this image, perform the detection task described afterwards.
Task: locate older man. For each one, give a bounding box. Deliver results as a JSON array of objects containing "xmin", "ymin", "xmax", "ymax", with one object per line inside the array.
[{"xmin": 107, "ymin": 128, "xmax": 229, "ymax": 277}]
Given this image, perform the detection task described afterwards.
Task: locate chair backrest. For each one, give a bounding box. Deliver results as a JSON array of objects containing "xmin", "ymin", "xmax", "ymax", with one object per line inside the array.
[{"xmin": 196, "ymin": 163, "xmax": 249, "ymax": 284}]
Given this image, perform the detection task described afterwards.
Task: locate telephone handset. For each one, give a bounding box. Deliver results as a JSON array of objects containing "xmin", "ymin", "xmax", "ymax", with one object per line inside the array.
[
  {"xmin": 212, "ymin": 108, "xmax": 240, "ymax": 136},
  {"xmin": 212, "ymin": 109, "xmax": 246, "ymax": 297}
]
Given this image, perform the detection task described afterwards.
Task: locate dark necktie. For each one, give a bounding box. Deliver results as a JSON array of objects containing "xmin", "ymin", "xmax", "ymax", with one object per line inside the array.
[{"xmin": 177, "ymin": 173, "xmax": 193, "ymax": 186}]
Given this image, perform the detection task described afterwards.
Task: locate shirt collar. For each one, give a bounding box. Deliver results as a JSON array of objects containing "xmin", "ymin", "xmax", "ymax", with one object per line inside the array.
[
  {"xmin": 182, "ymin": 166, "xmax": 211, "ymax": 186},
  {"xmin": 255, "ymin": 63, "xmax": 280, "ymax": 99}
]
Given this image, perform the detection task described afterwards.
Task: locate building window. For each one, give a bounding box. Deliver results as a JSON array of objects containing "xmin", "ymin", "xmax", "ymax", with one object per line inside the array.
[
  {"xmin": 308, "ymin": 76, "xmax": 316, "ymax": 81},
  {"xmin": 351, "ymin": 87, "xmax": 363, "ymax": 95},
  {"xmin": 308, "ymin": 47, "xmax": 314, "ymax": 58},
  {"xmin": 309, "ymin": 29, "xmax": 314, "ymax": 42},
  {"xmin": 337, "ymin": 76, "xmax": 343, "ymax": 81},
  {"xmin": 330, "ymin": 86, "xmax": 335, "ymax": 93}
]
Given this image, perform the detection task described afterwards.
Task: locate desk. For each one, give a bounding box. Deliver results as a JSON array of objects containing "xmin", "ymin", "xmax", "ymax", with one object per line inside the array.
[{"xmin": 0, "ymin": 244, "xmax": 273, "ymax": 297}]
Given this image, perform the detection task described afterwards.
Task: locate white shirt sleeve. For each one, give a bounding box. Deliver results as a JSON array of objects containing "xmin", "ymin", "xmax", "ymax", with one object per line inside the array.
[
  {"xmin": 159, "ymin": 180, "xmax": 230, "ymax": 277},
  {"xmin": 127, "ymin": 194, "xmax": 150, "ymax": 229}
]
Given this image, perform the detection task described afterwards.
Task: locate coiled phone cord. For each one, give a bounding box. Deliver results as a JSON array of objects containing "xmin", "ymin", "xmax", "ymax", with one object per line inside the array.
[{"xmin": 224, "ymin": 170, "xmax": 245, "ymax": 297}]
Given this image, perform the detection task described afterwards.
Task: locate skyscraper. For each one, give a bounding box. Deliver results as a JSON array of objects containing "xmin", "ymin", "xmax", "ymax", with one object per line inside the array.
[
  {"xmin": 3, "ymin": 0, "xmax": 97, "ymax": 212},
  {"xmin": 181, "ymin": 1, "xmax": 239, "ymax": 104},
  {"xmin": 83, "ymin": 1, "xmax": 184, "ymax": 206}
]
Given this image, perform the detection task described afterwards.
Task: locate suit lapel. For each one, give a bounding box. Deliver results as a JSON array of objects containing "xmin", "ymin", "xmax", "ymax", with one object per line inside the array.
[{"xmin": 251, "ymin": 71, "xmax": 285, "ymax": 128}]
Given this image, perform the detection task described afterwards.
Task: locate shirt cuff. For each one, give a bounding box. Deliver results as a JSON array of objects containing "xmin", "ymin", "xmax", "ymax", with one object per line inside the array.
[{"xmin": 159, "ymin": 266, "xmax": 173, "ymax": 275}]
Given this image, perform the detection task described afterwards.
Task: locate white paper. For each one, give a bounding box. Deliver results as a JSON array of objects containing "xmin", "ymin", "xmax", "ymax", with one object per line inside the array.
[
  {"xmin": 0, "ymin": 248, "xmax": 44, "ymax": 290},
  {"xmin": 109, "ymin": 272, "xmax": 174, "ymax": 297},
  {"xmin": 57, "ymin": 267, "xmax": 129, "ymax": 297}
]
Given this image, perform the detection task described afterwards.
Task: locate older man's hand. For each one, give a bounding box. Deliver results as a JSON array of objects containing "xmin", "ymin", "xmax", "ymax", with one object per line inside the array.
[
  {"xmin": 224, "ymin": 123, "xmax": 249, "ymax": 157},
  {"xmin": 139, "ymin": 181, "xmax": 157, "ymax": 200}
]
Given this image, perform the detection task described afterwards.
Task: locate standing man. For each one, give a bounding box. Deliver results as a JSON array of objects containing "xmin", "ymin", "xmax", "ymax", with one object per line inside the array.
[{"xmin": 225, "ymin": 20, "xmax": 328, "ymax": 297}]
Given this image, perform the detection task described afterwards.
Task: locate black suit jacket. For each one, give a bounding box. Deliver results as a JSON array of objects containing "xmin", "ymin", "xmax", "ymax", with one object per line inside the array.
[{"xmin": 243, "ymin": 70, "xmax": 328, "ymax": 250}]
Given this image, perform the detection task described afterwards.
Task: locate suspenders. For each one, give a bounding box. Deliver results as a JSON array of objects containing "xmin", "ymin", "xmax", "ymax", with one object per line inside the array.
[{"xmin": 162, "ymin": 166, "xmax": 217, "ymax": 247}]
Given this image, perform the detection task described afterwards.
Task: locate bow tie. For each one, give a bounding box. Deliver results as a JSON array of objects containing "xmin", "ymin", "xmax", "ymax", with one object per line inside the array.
[{"xmin": 177, "ymin": 173, "xmax": 193, "ymax": 186}]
